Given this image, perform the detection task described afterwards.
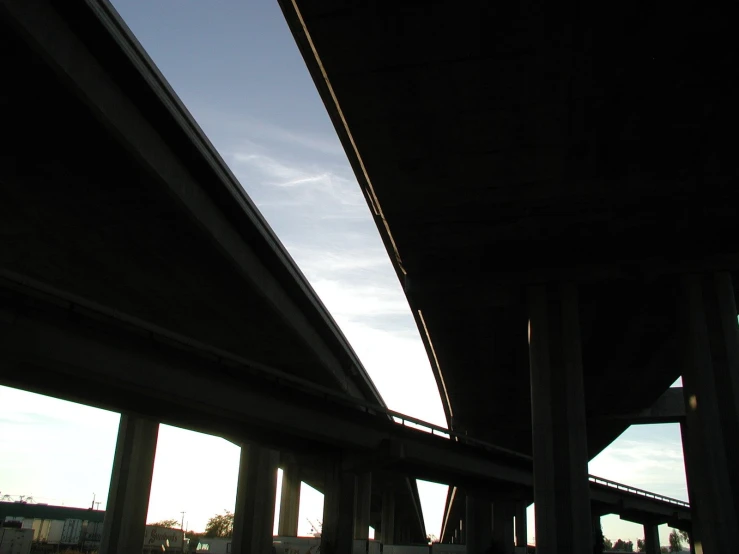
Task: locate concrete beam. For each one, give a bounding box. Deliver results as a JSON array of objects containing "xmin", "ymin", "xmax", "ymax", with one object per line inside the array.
[
  {"xmin": 100, "ymin": 415, "xmax": 159, "ymax": 554},
  {"xmin": 591, "ymin": 387, "xmax": 685, "ymax": 425}
]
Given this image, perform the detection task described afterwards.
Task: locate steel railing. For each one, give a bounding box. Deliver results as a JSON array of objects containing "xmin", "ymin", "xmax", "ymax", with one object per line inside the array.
[{"xmin": 588, "ymin": 475, "xmax": 690, "ymax": 508}]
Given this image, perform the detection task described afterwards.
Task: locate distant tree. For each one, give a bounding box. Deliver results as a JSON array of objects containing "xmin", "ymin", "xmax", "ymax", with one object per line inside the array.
[
  {"xmin": 204, "ymin": 510, "xmax": 234, "ymax": 538},
  {"xmin": 637, "ymin": 538, "xmax": 646, "ymax": 552},
  {"xmin": 613, "ymin": 539, "xmax": 634, "ymax": 552},
  {"xmin": 660, "ymin": 547, "xmax": 669, "ymax": 554},
  {"xmin": 149, "ymin": 518, "xmax": 180, "ymax": 529},
  {"xmin": 427, "ymin": 534, "xmax": 439, "ymax": 544},
  {"xmin": 669, "ymin": 529, "xmax": 682, "ymax": 552},
  {"xmin": 604, "ymin": 537, "xmax": 613, "ymax": 551},
  {"xmin": 679, "ymin": 530, "xmax": 690, "ymax": 548}
]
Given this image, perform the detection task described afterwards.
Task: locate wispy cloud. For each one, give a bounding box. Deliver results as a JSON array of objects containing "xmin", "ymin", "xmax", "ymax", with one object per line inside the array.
[
  {"xmin": 230, "ymin": 151, "xmax": 367, "ymax": 214},
  {"xmin": 191, "ymin": 106, "xmax": 346, "ymax": 158}
]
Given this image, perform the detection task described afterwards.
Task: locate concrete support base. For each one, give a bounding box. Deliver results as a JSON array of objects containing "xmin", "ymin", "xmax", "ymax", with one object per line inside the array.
[
  {"xmin": 354, "ymin": 472, "xmax": 372, "ymax": 540},
  {"xmin": 232, "ymin": 443, "xmax": 279, "ymax": 554},
  {"xmin": 527, "ymin": 284, "xmax": 592, "ymax": 554},
  {"xmin": 322, "ymin": 460, "xmax": 355, "ymax": 554},
  {"xmin": 100, "ymin": 415, "xmax": 159, "ymax": 554},
  {"xmin": 380, "ymin": 490, "xmax": 395, "ymax": 545},
  {"xmin": 492, "ymin": 502, "xmax": 515, "ymax": 554},
  {"xmin": 278, "ymin": 462, "xmax": 301, "ymax": 537},
  {"xmin": 644, "ymin": 523, "xmax": 660, "ymax": 554},
  {"xmin": 514, "ymin": 502, "xmax": 527, "ymax": 549},
  {"xmin": 466, "ymin": 495, "xmax": 492, "ymax": 554},
  {"xmin": 592, "ymin": 515, "xmax": 604, "ymax": 554},
  {"xmin": 678, "ymin": 273, "xmax": 739, "ymax": 552}
]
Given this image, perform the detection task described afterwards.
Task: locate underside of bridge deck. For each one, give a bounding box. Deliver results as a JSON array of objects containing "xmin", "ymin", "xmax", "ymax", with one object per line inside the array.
[
  {"xmin": 0, "ymin": 0, "xmax": 381, "ymax": 402},
  {"xmin": 278, "ymin": 0, "xmax": 737, "ymax": 459}
]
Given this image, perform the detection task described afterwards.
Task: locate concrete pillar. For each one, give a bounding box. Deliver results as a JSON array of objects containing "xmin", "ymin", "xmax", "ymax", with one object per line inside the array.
[
  {"xmin": 644, "ymin": 523, "xmax": 660, "ymax": 554},
  {"xmin": 592, "ymin": 515, "xmax": 604, "ymax": 554},
  {"xmin": 492, "ymin": 502, "xmax": 515, "ymax": 554},
  {"xmin": 466, "ymin": 495, "xmax": 492, "ymax": 554},
  {"xmin": 322, "ymin": 460, "xmax": 355, "ymax": 554},
  {"xmin": 354, "ymin": 472, "xmax": 372, "ymax": 540},
  {"xmin": 397, "ymin": 522, "xmax": 412, "ymax": 544},
  {"xmin": 381, "ymin": 490, "xmax": 395, "ymax": 544},
  {"xmin": 688, "ymin": 530, "xmax": 697, "ymax": 554},
  {"xmin": 100, "ymin": 415, "xmax": 158, "ymax": 554},
  {"xmin": 514, "ymin": 502, "xmax": 527, "ymax": 548},
  {"xmin": 678, "ymin": 274, "xmax": 739, "ymax": 552},
  {"xmin": 278, "ymin": 463, "xmax": 301, "ymax": 537},
  {"xmin": 527, "ymin": 284, "xmax": 592, "ymax": 554},
  {"xmin": 231, "ymin": 443, "xmax": 279, "ymax": 554},
  {"xmin": 680, "ymin": 422, "xmax": 703, "ymax": 554}
]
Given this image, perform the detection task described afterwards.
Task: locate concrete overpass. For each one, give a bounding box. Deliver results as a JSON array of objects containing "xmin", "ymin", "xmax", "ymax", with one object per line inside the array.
[
  {"xmin": 0, "ymin": 0, "xmax": 704, "ymax": 553},
  {"xmin": 278, "ymin": 1, "xmax": 736, "ymax": 552},
  {"xmin": 0, "ymin": 0, "xmax": 426, "ymax": 551}
]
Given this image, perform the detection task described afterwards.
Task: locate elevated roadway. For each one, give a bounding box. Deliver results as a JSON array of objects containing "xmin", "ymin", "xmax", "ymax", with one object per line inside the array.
[
  {"xmin": 0, "ymin": 274, "xmax": 690, "ymax": 533},
  {"xmin": 276, "ymin": 0, "xmax": 733, "ymax": 464},
  {"xmin": 277, "ymin": 2, "xmax": 734, "ymax": 549},
  {"xmin": 0, "ymin": 0, "xmax": 710, "ymax": 551},
  {"xmin": 0, "ymin": 0, "xmax": 427, "ymax": 545}
]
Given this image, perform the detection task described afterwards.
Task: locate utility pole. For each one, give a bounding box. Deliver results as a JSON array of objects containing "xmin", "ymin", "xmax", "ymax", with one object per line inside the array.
[{"xmin": 180, "ymin": 512, "xmax": 186, "ymax": 531}]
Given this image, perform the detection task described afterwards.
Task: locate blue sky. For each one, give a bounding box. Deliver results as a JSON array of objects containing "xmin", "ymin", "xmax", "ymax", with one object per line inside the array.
[{"xmin": 0, "ymin": 0, "xmax": 688, "ymax": 546}]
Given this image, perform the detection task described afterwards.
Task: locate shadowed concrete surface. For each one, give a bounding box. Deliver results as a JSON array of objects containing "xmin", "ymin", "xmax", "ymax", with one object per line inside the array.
[
  {"xmin": 0, "ymin": 0, "xmax": 429, "ymax": 545},
  {"xmin": 0, "ymin": 0, "xmax": 379, "ymax": 401},
  {"xmin": 3, "ymin": 0, "xmax": 726, "ymax": 551},
  {"xmin": 277, "ymin": 0, "xmax": 736, "ymax": 458},
  {"xmin": 277, "ymin": 1, "xmax": 736, "ymax": 550}
]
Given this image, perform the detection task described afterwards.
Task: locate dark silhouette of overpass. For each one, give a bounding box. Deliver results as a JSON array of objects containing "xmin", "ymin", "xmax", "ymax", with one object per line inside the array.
[
  {"xmin": 276, "ymin": 0, "xmax": 737, "ymax": 552},
  {"xmin": 3, "ymin": 0, "xmax": 730, "ymax": 553}
]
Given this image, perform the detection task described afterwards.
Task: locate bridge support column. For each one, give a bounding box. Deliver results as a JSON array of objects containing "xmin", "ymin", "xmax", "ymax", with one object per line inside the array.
[
  {"xmin": 592, "ymin": 515, "xmax": 604, "ymax": 554},
  {"xmin": 466, "ymin": 495, "xmax": 492, "ymax": 554},
  {"xmin": 322, "ymin": 460, "xmax": 355, "ymax": 554},
  {"xmin": 678, "ymin": 273, "xmax": 739, "ymax": 552},
  {"xmin": 354, "ymin": 472, "xmax": 372, "ymax": 540},
  {"xmin": 644, "ymin": 523, "xmax": 660, "ymax": 554},
  {"xmin": 278, "ymin": 462, "xmax": 301, "ymax": 537},
  {"xmin": 515, "ymin": 502, "xmax": 527, "ymax": 550},
  {"xmin": 231, "ymin": 443, "xmax": 279, "ymax": 554},
  {"xmin": 680, "ymin": 422, "xmax": 703, "ymax": 554},
  {"xmin": 492, "ymin": 501, "xmax": 515, "ymax": 554},
  {"xmin": 381, "ymin": 490, "xmax": 395, "ymax": 544},
  {"xmin": 527, "ymin": 284, "xmax": 592, "ymax": 554},
  {"xmin": 100, "ymin": 415, "xmax": 159, "ymax": 554}
]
